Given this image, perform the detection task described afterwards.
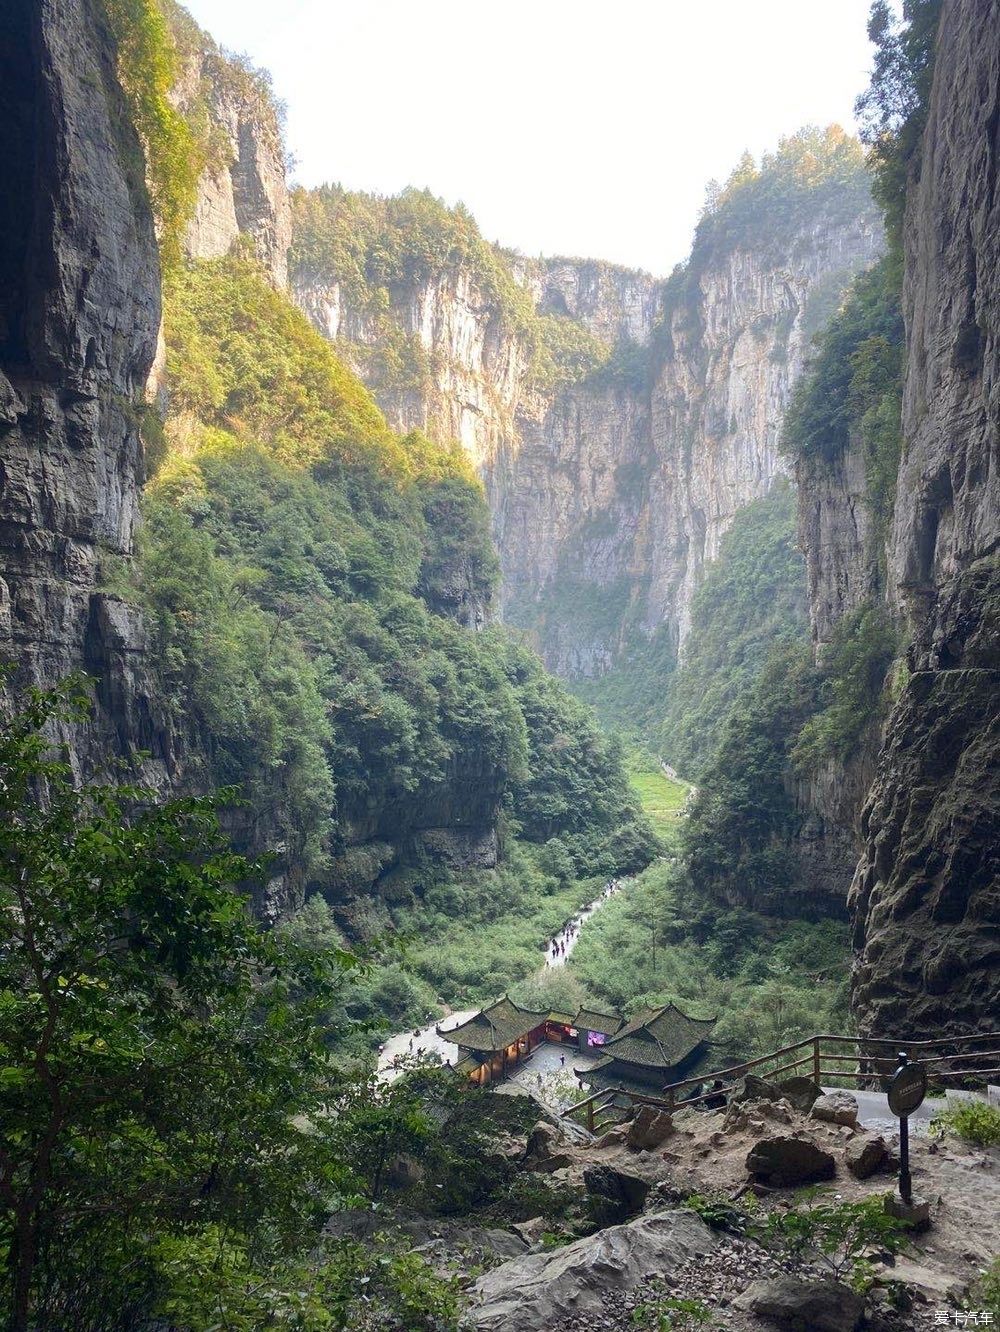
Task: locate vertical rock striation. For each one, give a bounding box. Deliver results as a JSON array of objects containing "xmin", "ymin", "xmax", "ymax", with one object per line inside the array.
[
  {"xmin": 0, "ymin": 0, "xmax": 165, "ymax": 773},
  {"xmin": 292, "ymin": 149, "xmax": 882, "ymax": 677},
  {"xmin": 170, "ymin": 5, "xmax": 291, "ymax": 286},
  {"xmin": 850, "ymin": 0, "xmax": 1000, "ymax": 1039}
]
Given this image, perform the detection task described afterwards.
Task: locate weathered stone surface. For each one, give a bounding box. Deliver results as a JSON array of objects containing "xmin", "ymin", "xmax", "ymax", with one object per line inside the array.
[
  {"xmin": 626, "ymin": 1105, "xmax": 674, "ymax": 1150},
  {"xmin": 524, "ymin": 1152, "xmax": 573, "ymax": 1175},
  {"xmin": 470, "ymin": 1210, "xmax": 716, "ymax": 1331},
  {"xmin": 735, "ymin": 1276, "xmax": 863, "ymax": 1331},
  {"xmin": 776, "ymin": 1077, "xmax": 823, "ymax": 1113},
  {"xmin": 811, "ymin": 1092, "xmax": 859, "ymax": 1128},
  {"xmin": 0, "ymin": 0, "xmax": 170, "ymax": 783},
  {"xmin": 746, "ymin": 1136, "xmax": 837, "ymax": 1187},
  {"xmin": 525, "ymin": 1121, "xmax": 560, "ymax": 1160},
  {"xmin": 847, "ymin": 0, "xmax": 1000, "ymax": 1040},
  {"xmin": 583, "ymin": 1163, "xmax": 651, "ymax": 1224},
  {"xmin": 171, "ymin": 11, "xmax": 291, "ymax": 287},
  {"xmin": 730, "ymin": 1074, "xmax": 780, "ymax": 1105},
  {"xmin": 845, "ymin": 1133, "xmax": 890, "ymax": 1179}
]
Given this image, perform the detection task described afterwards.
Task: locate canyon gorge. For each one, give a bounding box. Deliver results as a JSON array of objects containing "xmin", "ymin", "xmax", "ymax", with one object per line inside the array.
[
  {"xmin": 2, "ymin": 0, "xmax": 996, "ymax": 1037},
  {"xmin": 1, "ymin": 0, "xmax": 999, "ymax": 1324}
]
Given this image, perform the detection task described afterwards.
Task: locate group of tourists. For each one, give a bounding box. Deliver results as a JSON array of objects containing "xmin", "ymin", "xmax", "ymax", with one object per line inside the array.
[{"xmin": 545, "ymin": 878, "xmax": 623, "ymax": 966}]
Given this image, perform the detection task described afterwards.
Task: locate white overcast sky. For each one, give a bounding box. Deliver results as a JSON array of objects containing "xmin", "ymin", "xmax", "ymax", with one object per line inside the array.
[{"xmin": 180, "ymin": 0, "xmax": 879, "ymax": 276}]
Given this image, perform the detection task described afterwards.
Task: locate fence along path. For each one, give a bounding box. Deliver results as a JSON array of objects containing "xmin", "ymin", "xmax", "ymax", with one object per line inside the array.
[{"xmin": 563, "ymin": 1030, "xmax": 1000, "ymax": 1136}]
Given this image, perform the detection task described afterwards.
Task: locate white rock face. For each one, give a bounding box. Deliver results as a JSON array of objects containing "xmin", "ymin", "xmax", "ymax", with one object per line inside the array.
[
  {"xmin": 294, "ymin": 208, "xmax": 882, "ymax": 676},
  {"xmin": 172, "ymin": 34, "xmax": 291, "ymax": 288}
]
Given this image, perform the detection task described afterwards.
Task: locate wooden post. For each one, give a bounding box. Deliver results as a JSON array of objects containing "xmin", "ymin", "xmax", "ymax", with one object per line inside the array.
[
  {"xmin": 587, "ymin": 1099, "xmax": 594, "ymax": 1134},
  {"xmin": 813, "ymin": 1036, "xmax": 822, "ymax": 1087}
]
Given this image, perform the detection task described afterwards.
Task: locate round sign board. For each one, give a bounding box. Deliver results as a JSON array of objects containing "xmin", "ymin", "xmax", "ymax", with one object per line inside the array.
[{"xmin": 887, "ymin": 1062, "xmax": 928, "ymax": 1117}]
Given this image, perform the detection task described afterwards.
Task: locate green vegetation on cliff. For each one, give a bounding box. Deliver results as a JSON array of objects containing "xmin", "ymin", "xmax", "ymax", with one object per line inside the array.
[
  {"xmin": 694, "ymin": 126, "xmax": 874, "ymax": 264},
  {"xmin": 783, "ymin": 255, "xmax": 904, "ymax": 534},
  {"xmin": 291, "ymin": 185, "xmax": 536, "ymax": 334},
  {"xmin": 129, "ymin": 253, "xmax": 655, "ymax": 1035},
  {"xmin": 658, "ymin": 485, "xmax": 809, "ymax": 778},
  {"xmin": 856, "ymin": 0, "xmax": 943, "ymax": 259},
  {"xmin": 101, "ymin": 0, "xmax": 203, "ymax": 261}
]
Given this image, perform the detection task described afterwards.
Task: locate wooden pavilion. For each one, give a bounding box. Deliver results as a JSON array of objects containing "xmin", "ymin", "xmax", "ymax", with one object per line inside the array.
[
  {"xmin": 574, "ymin": 1002, "xmax": 717, "ymax": 1091},
  {"xmin": 437, "ymin": 996, "xmax": 549, "ymax": 1085}
]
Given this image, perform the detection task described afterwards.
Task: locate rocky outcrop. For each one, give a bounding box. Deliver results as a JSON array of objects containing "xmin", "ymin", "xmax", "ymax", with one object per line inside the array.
[
  {"xmin": 470, "ymin": 1210, "xmax": 716, "ymax": 1332},
  {"xmin": 0, "ymin": 0, "xmax": 166, "ymax": 777},
  {"xmin": 849, "ymin": 0, "xmax": 1000, "ymax": 1040},
  {"xmin": 170, "ymin": 8, "xmax": 290, "ymax": 286}
]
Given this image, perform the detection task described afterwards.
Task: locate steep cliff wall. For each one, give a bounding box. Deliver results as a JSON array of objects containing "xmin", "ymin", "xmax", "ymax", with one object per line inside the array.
[
  {"xmin": 0, "ymin": 0, "xmax": 165, "ymax": 775},
  {"xmin": 167, "ymin": 2, "xmax": 290, "ymax": 287},
  {"xmin": 850, "ymin": 0, "xmax": 1000, "ymax": 1039},
  {"xmin": 292, "ymin": 134, "xmax": 882, "ymax": 678}
]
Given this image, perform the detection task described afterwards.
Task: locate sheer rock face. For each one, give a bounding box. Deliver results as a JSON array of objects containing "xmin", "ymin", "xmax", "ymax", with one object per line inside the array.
[
  {"xmin": 296, "ymin": 223, "xmax": 881, "ymax": 676},
  {"xmin": 850, "ymin": 0, "xmax": 1000, "ymax": 1039},
  {"xmin": 0, "ymin": 0, "xmax": 167, "ymax": 778},
  {"xmin": 642, "ymin": 218, "xmax": 882, "ymax": 652},
  {"xmin": 174, "ymin": 32, "xmax": 291, "ymax": 286}
]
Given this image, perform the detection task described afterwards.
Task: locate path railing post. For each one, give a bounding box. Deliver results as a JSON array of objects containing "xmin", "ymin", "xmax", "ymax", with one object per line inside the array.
[{"xmin": 813, "ymin": 1035, "xmax": 822, "ymax": 1086}]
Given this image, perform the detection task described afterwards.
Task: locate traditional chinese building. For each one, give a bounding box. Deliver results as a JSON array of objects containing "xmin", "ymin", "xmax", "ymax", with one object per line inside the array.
[
  {"xmin": 437, "ymin": 997, "xmax": 549, "ymax": 1085},
  {"xmin": 439, "ymin": 996, "xmax": 713, "ymax": 1091},
  {"xmin": 574, "ymin": 1002, "xmax": 717, "ymax": 1091}
]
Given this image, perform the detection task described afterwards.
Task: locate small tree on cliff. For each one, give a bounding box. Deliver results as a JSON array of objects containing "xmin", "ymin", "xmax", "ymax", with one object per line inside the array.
[{"xmin": 0, "ymin": 675, "xmax": 351, "ymax": 1330}]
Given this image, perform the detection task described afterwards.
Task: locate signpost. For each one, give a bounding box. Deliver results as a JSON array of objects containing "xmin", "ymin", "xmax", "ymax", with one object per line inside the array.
[{"xmin": 887, "ymin": 1052, "xmax": 928, "ymax": 1207}]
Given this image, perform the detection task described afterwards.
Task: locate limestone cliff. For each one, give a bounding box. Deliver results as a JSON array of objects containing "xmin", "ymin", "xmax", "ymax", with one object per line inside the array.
[
  {"xmin": 0, "ymin": 0, "xmax": 166, "ymax": 777},
  {"xmin": 292, "ymin": 135, "xmax": 882, "ymax": 677},
  {"xmin": 849, "ymin": 0, "xmax": 1000, "ymax": 1040},
  {"xmin": 168, "ymin": 2, "xmax": 290, "ymax": 287}
]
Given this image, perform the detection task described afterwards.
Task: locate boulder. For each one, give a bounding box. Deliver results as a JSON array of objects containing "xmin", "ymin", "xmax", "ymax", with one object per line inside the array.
[
  {"xmin": 386, "ymin": 1154, "xmax": 424, "ymax": 1189},
  {"xmin": 595, "ymin": 1127, "xmax": 628, "ymax": 1150},
  {"xmin": 525, "ymin": 1121, "xmax": 560, "ymax": 1160},
  {"xmin": 583, "ymin": 1164, "xmax": 651, "ymax": 1224},
  {"xmin": 471, "ymin": 1210, "xmax": 716, "ymax": 1331},
  {"xmin": 729, "ymin": 1073, "xmax": 780, "ymax": 1104},
  {"xmin": 811, "ymin": 1091, "xmax": 859, "ymax": 1128},
  {"xmin": 845, "ymin": 1133, "xmax": 890, "ymax": 1179},
  {"xmin": 735, "ymin": 1276, "xmax": 863, "ymax": 1331},
  {"xmin": 524, "ymin": 1152, "xmax": 573, "ymax": 1174},
  {"xmin": 776, "ymin": 1076, "xmax": 823, "ymax": 1112},
  {"xmin": 746, "ymin": 1136, "xmax": 837, "ymax": 1187},
  {"xmin": 511, "ymin": 1217, "xmax": 547, "ymax": 1247},
  {"xmin": 626, "ymin": 1104, "xmax": 674, "ymax": 1150}
]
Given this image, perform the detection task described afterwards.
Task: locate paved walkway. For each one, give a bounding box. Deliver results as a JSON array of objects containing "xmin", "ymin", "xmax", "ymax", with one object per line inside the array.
[
  {"xmin": 829, "ymin": 1087, "xmax": 946, "ymax": 1135},
  {"xmin": 545, "ymin": 879, "xmax": 625, "ymax": 967},
  {"xmin": 377, "ymin": 1008, "xmax": 478, "ymax": 1081}
]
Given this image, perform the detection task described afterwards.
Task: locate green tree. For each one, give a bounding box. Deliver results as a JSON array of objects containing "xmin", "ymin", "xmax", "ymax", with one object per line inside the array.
[
  {"xmin": 0, "ymin": 677, "xmax": 349, "ymax": 1330},
  {"xmin": 855, "ymin": 0, "xmax": 943, "ymax": 259}
]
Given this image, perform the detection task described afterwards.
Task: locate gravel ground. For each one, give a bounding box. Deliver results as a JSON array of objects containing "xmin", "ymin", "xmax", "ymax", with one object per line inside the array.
[{"xmin": 548, "ymin": 1232, "xmax": 954, "ymax": 1330}]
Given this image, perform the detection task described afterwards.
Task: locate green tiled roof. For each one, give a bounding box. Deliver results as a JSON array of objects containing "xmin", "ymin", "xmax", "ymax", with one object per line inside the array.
[
  {"xmin": 601, "ymin": 1003, "xmax": 716, "ymax": 1070},
  {"xmin": 574, "ymin": 1007, "xmax": 623, "ymax": 1037},
  {"xmin": 437, "ymin": 996, "xmax": 549, "ymax": 1053}
]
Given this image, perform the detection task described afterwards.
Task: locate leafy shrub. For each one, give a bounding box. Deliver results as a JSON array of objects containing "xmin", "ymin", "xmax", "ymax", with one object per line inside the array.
[
  {"xmin": 931, "ymin": 1100, "xmax": 1000, "ymax": 1147},
  {"xmin": 792, "ymin": 602, "xmax": 898, "ymax": 773},
  {"xmin": 632, "ymin": 1292, "xmax": 715, "ymax": 1330},
  {"xmin": 762, "ymin": 1192, "xmax": 909, "ymax": 1290},
  {"xmin": 101, "ymin": 0, "xmax": 204, "ymax": 262}
]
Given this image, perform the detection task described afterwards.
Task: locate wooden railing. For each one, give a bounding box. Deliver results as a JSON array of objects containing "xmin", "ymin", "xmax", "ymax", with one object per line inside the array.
[{"xmin": 561, "ymin": 1031, "xmax": 1000, "ymax": 1134}]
